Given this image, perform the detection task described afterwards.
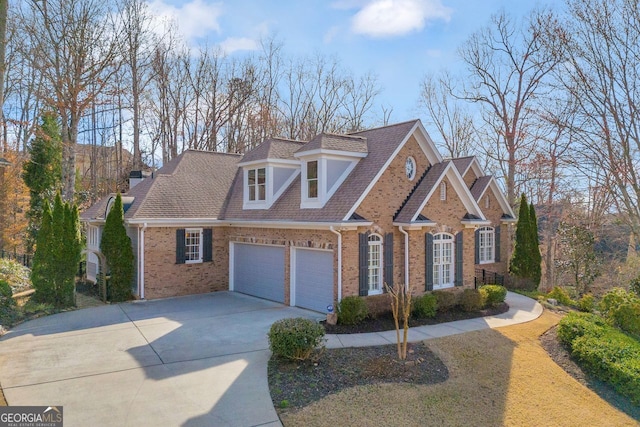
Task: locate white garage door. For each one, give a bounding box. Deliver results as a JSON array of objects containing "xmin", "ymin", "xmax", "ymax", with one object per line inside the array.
[
  {"xmin": 293, "ymin": 248, "xmax": 334, "ymax": 313},
  {"xmin": 232, "ymin": 243, "xmax": 285, "ymax": 303}
]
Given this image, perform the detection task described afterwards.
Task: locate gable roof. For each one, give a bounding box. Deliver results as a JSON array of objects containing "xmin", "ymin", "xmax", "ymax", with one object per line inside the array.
[
  {"xmin": 81, "ymin": 150, "xmax": 241, "ymax": 223},
  {"xmin": 295, "ymin": 133, "xmax": 368, "ymax": 155},
  {"xmin": 470, "ymin": 175, "xmax": 492, "ymax": 201},
  {"xmin": 394, "ymin": 160, "xmax": 486, "ymax": 224},
  {"xmin": 221, "ymin": 120, "xmax": 422, "ymax": 223},
  {"xmin": 470, "ymin": 175, "xmax": 517, "ymax": 221}
]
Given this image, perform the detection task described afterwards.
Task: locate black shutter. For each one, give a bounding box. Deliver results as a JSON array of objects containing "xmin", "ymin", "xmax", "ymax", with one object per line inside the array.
[
  {"xmin": 358, "ymin": 232, "xmax": 370, "ymax": 296},
  {"xmin": 475, "ymin": 228, "xmax": 480, "ymax": 264},
  {"xmin": 425, "ymin": 233, "xmax": 433, "ymax": 291},
  {"xmin": 203, "ymin": 228, "xmax": 213, "ymax": 262},
  {"xmin": 495, "ymin": 226, "xmax": 501, "ymax": 262},
  {"xmin": 455, "ymin": 231, "xmax": 463, "ymax": 286},
  {"xmin": 176, "ymin": 229, "xmax": 186, "ymax": 264},
  {"xmin": 384, "ymin": 232, "xmax": 394, "ymax": 289}
]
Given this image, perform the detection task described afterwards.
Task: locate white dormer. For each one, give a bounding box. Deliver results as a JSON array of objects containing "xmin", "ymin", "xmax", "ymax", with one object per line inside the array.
[
  {"xmin": 240, "ymin": 160, "xmax": 299, "ymax": 209},
  {"xmin": 295, "ymin": 133, "xmax": 368, "ymax": 209}
]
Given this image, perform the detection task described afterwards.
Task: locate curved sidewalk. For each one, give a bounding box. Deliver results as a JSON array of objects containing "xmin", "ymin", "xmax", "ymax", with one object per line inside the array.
[{"xmin": 325, "ymin": 291, "xmax": 543, "ymax": 349}]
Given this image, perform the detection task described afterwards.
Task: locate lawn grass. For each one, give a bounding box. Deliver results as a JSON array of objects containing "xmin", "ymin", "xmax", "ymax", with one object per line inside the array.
[{"xmin": 280, "ymin": 311, "xmax": 638, "ymax": 427}]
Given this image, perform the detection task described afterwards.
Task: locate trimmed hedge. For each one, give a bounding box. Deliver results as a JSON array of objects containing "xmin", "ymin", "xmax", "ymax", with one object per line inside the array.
[
  {"xmin": 557, "ymin": 311, "xmax": 640, "ymax": 405},
  {"xmin": 413, "ymin": 293, "xmax": 437, "ymax": 318},
  {"xmin": 337, "ymin": 296, "xmax": 369, "ymax": 325},
  {"xmin": 433, "ymin": 290, "xmax": 458, "ymax": 312},
  {"xmin": 547, "ymin": 286, "xmax": 574, "ymax": 306},
  {"xmin": 480, "ymin": 285, "xmax": 507, "ymax": 307},
  {"xmin": 268, "ymin": 318, "xmax": 325, "ymax": 361},
  {"xmin": 459, "ymin": 288, "xmax": 483, "ymax": 312},
  {"xmin": 577, "ymin": 294, "xmax": 595, "ymax": 313}
]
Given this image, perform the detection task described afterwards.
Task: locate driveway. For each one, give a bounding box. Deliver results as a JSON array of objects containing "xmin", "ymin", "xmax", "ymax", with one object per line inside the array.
[{"xmin": 0, "ymin": 292, "xmax": 322, "ymax": 427}]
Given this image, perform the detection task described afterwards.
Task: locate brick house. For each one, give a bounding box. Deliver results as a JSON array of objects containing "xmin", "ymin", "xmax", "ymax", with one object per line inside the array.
[{"xmin": 81, "ymin": 119, "xmax": 516, "ymax": 312}]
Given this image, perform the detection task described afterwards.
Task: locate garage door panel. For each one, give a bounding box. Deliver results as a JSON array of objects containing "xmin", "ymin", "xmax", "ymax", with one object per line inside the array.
[
  {"xmin": 294, "ymin": 249, "xmax": 334, "ymax": 313},
  {"xmin": 233, "ymin": 244, "xmax": 285, "ymax": 303}
]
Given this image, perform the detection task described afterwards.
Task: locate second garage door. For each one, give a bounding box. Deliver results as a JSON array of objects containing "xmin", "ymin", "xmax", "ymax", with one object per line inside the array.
[
  {"xmin": 232, "ymin": 243, "xmax": 285, "ymax": 303},
  {"xmin": 292, "ymin": 248, "xmax": 334, "ymax": 313}
]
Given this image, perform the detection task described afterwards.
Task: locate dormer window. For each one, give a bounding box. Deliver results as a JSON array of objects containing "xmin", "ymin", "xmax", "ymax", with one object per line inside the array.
[
  {"xmin": 307, "ymin": 161, "xmax": 318, "ymax": 199},
  {"xmin": 248, "ymin": 167, "xmax": 266, "ymax": 201}
]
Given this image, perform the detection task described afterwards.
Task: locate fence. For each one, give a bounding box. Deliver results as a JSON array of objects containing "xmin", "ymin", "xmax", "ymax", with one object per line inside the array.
[
  {"xmin": 0, "ymin": 250, "xmax": 32, "ymax": 268},
  {"xmin": 474, "ymin": 268, "xmax": 505, "ymax": 288}
]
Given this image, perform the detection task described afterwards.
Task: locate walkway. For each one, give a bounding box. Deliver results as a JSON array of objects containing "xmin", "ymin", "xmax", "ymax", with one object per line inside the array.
[{"xmin": 325, "ymin": 291, "xmax": 543, "ymax": 348}]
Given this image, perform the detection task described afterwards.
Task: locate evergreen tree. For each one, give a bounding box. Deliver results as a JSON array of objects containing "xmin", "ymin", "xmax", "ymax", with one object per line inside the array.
[
  {"xmin": 30, "ymin": 193, "xmax": 80, "ymax": 307},
  {"xmin": 100, "ymin": 193, "xmax": 134, "ymax": 302},
  {"xmin": 23, "ymin": 112, "xmax": 63, "ymax": 253},
  {"xmin": 529, "ymin": 202, "xmax": 542, "ymax": 287},
  {"xmin": 510, "ymin": 194, "xmax": 532, "ymax": 284}
]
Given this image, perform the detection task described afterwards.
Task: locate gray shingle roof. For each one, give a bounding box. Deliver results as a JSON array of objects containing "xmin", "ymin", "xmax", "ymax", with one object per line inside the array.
[
  {"xmin": 452, "ymin": 156, "xmax": 474, "ymax": 175},
  {"xmin": 221, "ymin": 120, "xmax": 419, "ymax": 222},
  {"xmin": 470, "ymin": 176, "xmax": 492, "ymax": 201},
  {"xmin": 296, "ymin": 133, "xmax": 368, "ymax": 155},
  {"xmin": 81, "ymin": 150, "xmax": 241, "ymax": 221},
  {"xmin": 394, "ymin": 161, "xmax": 450, "ymax": 223},
  {"xmin": 240, "ymin": 138, "xmax": 305, "ymax": 163}
]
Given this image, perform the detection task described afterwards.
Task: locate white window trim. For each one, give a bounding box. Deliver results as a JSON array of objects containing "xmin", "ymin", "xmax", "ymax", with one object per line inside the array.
[
  {"xmin": 478, "ymin": 226, "xmax": 495, "ymax": 264},
  {"xmin": 368, "ymin": 233, "xmax": 384, "ymax": 295},
  {"xmin": 185, "ymin": 228, "xmax": 203, "ymax": 264},
  {"xmin": 300, "ymin": 155, "xmax": 359, "ymax": 209},
  {"xmin": 433, "ymin": 233, "xmax": 454, "ymax": 289}
]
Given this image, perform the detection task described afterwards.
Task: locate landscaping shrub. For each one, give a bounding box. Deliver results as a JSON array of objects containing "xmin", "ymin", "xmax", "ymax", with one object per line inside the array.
[
  {"xmin": 459, "ymin": 288, "xmax": 484, "ymax": 312},
  {"xmin": 547, "ymin": 286, "xmax": 574, "ymax": 306},
  {"xmin": 0, "ymin": 259, "xmax": 32, "ymax": 294},
  {"xmin": 268, "ymin": 318, "xmax": 325, "ymax": 361},
  {"xmin": 557, "ymin": 312, "xmax": 607, "ymax": 346},
  {"xmin": 337, "ymin": 296, "xmax": 369, "ymax": 325},
  {"xmin": 571, "ymin": 329, "xmax": 640, "ymax": 405},
  {"xmin": 433, "ymin": 290, "xmax": 458, "ymax": 312},
  {"xmin": 0, "ymin": 279, "xmax": 20, "ymax": 327},
  {"xmin": 0, "ymin": 280, "xmax": 14, "ymax": 308},
  {"xmin": 599, "ymin": 288, "xmax": 638, "ymax": 318},
  {"xmin": 364, "ymin": 294, "xmax": 390, "ymax": 318},
  {"xmin": 610, "ymin": 301, "xmax": 640, "ymax": 339},
  {"xmin": 480, "ymin": 284, "xmax": 507, "ymax": 307},
  {"xmin": 577, "ymin": 293, "xmax": 595, "ymax": 313},
  {"xmin": 629, "ymin": 276, "xmax": 640, "ymax": 298},
  {"xmin": 413, "ymin": 293, "xmax": 437, "ymax": 318}
]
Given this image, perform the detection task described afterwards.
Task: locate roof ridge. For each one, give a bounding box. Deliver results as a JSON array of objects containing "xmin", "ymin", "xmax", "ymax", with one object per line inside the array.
[
  {"xmin": 316, "ymin": 132, "xmax": 367, "ymax": 140},
  {"xmin": 348, "ymin": 119, "xmax": 419, "ymax": 135},
  {"xmin": 183, "ymin": 149, "xmax": 243, "ymax": 157}
]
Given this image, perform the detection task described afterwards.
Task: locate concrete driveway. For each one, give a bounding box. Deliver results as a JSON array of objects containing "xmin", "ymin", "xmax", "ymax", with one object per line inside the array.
[{"xmin": 0, "ymin": 292, "xmax": 322, "ymax": 427}]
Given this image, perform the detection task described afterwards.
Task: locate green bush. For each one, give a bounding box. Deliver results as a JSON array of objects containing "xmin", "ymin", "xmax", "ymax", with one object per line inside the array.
[
  {"xmin": 571, "ymin": 329, "xmax": 640, "ymax": 405},
  {"xmin": 610, "ymin": 301, "xmax": 640, "ymax": 338},
  {"xmin": 433, "ymin": 290, "xmax": 458, "ymax": 312},
  {"xmin": 547, "ymin": 286, "xmax": 574, "ymax": 306},
  {"xmin": 577, "ymin": 294, "xmax": 595, "ymax": 313},
  {"xmin": 413, "ymin": 293, "xmax": 437, "ymax": 318},
  {"xmin": 599, "ymin": 288, "xmax": 638, "ymax": 318},
  {"xmin": 0, "ymin": 280, "xmax": 14, "ymax": 308},
  {"xmin": 629, "ymin": 276, "xmax": 640, "ymax": 298},
  {"xmin": 459, "ymin": 288, "xmax": 484, "ymax": 312},
  {"xmin": 557, "ymin": 312, "xmax": 607, "ymax": 346},
  {"xmin": 480, "ymin": 285, "xmax": 507, "ymax": 307},
  {"xmin": 337, "ymin": 296, "xmax": 369, "ymax": 325},
  {"xmin": 0, "ymin": 259, "xmax": 32, "ymax": 294},
  {"xmin": 268, "ymin": 318, "xmax": 325, "ymax": 361}
]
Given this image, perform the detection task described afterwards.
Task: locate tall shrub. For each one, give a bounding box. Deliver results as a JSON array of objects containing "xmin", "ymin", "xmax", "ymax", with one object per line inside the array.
[
  {"xmin": 510, "ymin": 194, "xmax": 537, "ymax": 289},
  {"xmin": 22, "ymin": 112, "xmax": 62, "ymax": 253},
  {"xmin": 100, "ymin": 193, "xmax": 134, "ymax": 302},
  {"xmin": 30, "ymin": 193, "xmax": 79, "ymax": 307},
  {"xmin": 529, "ymin": 203, "xmax": 542, "ymax": 287}
]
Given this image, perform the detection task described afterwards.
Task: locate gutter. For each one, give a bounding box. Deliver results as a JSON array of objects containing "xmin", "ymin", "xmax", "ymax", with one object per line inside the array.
[
  {"xmin": 126, "ymin": 218, "xmax": 370, "ymax": 230},
  {"xmin": 139, "ymin": 223, "xmax": 147, "ymax": 299},
  {"xmin": 329, "ymin": 226, "xmax": 343, "ymax": 303},
  {"xmin": 399, "ymin": 226, "xmax": 409, "ymax": 290}
]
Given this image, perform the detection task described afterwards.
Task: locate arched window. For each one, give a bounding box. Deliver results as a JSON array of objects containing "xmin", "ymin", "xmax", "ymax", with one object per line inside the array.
[
  {"xmin": 477, "ymin": 226, "xmax": 495, "ymax": 263},
  {"xmin": 433, "ymin": 233, "xmax": 454, "ymax": 288},
  {"xmin": 368, "ymin": 234, "xmax": 383, "ymax": 294}
]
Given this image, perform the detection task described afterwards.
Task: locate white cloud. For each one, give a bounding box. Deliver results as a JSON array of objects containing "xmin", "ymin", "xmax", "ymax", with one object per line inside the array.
[
  {"xmin": 351, "ymin": 0, "xmax": 452, "ymax": 38},
  {"xmin": 147, "ymin": 0, "xmax": 223, "ymax": 41},
  {"xmin": 219, "ymin": 37, "xmax": 259, "ymax": 54}
]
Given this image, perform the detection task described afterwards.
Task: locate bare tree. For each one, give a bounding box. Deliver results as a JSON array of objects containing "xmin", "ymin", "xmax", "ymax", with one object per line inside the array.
[
  {"xmin": 457, "ymin": 9, "xmax": 562, "ymax": 205},
  {"xmin": 21, "ymin": 0, "xmax": 122, "ymax": 201},
  {"xmin": 0, "ymin": 0, "xmax": 7, "ymax": 151},
  {"xmin": 419, "ymin": 72, "xmax": 478, "ymax": 158},
  {"xmin": 554, "ymin": 0, "xmax": 640, "ymax": 242}
]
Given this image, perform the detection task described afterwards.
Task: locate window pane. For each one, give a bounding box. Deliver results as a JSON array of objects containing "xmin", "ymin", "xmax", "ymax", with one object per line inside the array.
[
  {"xmin": 258, "ymin": 183, "xmax": 266, "ymax": 200},
  {"xmin": 248, "ymin": 169, "xmax": 255, "ymax": 185},
  {"xmin": 308, "ymin": 179, "xmax": 318, "ymax": 198},
  {"xmin": 257, "ymin": 168, "xmax": 266, "ymax": 184},
  {"xmin": 185, "ymin": 230, "xmax": 201, "ymax": 262},
  {"xmin": 307, "ymin": 161, "xmax": 318, "ymax": 179}
]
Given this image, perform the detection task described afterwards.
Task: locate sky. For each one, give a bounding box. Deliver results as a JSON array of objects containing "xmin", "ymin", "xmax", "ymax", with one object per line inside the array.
[{"xmin": 145, "ymin": 0, "xmax": 550, "ymax": 126}]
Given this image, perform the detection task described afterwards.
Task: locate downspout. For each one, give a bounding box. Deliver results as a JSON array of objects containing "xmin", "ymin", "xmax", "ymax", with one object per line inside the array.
[
  {"xmin": 140, "ymin": 223, "xmax": 147, "ymax": 299},
  {"xmin": 329, "ymin": 226, "xmax": 342, "ymax": 303},
  {"xmin": 399, "ymin": 226, "xmax": 409, "ymax": 290}
]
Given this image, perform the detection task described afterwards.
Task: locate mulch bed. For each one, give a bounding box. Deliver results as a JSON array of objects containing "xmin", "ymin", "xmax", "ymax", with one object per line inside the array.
[
  {"xmin": 323, "ymin": 302, "xmax": 509, "ymax": 334},
  {"xmin": 540, "ymin": 325, "xmax": 640, "ymax": 420},
  {"xmin": 268, "ymin": 342, "xmax": 448, "ymax": 412}
]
